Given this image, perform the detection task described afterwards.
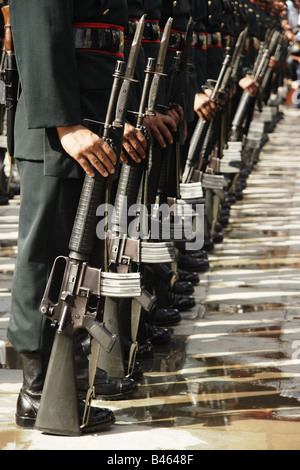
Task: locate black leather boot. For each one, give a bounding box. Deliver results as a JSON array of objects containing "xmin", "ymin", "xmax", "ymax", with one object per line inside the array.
[
  {"xmin": 75, "ymin": 340, "xmax": 138, "ymax": 401},
  {"xmin": 16, "ymin": 353, "xmax": 48, "ymax": 429},
  {"xmin": 177, "ymin": 269, "xmax": 199, "ymax": 285},
  {"xmin": 16, "ymin": 352, "xmax": 116, "ymax": 433},
  {"xmin": 173, "ymin": 280, "xmax": 194, "ymax": 295}
]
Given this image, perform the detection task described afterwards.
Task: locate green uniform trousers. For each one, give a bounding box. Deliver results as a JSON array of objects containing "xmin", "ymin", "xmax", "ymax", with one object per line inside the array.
[{"xmin": 8, "ymin": 160, "xmax": 83, "ymax": 353}]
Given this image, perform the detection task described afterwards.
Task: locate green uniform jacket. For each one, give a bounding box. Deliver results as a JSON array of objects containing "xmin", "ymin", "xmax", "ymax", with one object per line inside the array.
[
  {"xmin": 10, "ymin": 0, "xmax": 128, "ymax": 178},
  {"xmin": 8, "ymin": 0, "xmax": 128, "ymax": 353}
]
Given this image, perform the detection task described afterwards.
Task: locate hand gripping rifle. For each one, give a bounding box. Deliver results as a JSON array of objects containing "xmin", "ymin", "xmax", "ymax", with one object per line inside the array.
[
  {"xmin": 181, "ymin": 27, "xmax": 249, "ymax": 187},
  {"xmin": 100, "ymin": 20, "xmax": 177, "ymax": 378},
  {"xmin": 97, "ymin": 53, "xmax": 158, "ymax": 379},
  {"xmin": 229, "ymin": 29, "xmax": 281, "ymax": 143},
  {"xmin": 35, "ymin": 17, "xmax": 145, "ymax": 436},
  {"xmin": 182, "ymin": 50, "xmax": 233, "ymax": 185},
  {"xmin": 146, "ymin": 18, "xmax": 194, "ymax": 245},
  {"xmin": 146, "ymin": 52, "xmax": 181, "ymax": 208},
  {"xmin": 259, "ymin": 32, "xmax": 287, "ymax": 106}
]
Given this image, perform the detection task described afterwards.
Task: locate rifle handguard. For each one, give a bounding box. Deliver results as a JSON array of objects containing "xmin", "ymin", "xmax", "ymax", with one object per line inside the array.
[{"xmin": 69, "ymin": 174, "xmax": 106, "ymax": 259}]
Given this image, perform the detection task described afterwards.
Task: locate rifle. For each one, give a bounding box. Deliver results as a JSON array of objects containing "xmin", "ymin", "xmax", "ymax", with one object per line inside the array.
[
  {"xmin": 260, "ymin": 33, "xmax": 288, "ymax": 106},
  {"xmin": 146, "ymin": 52, "xmax": 180, "ymax": 207},
  {"xmin": 97, "ymin": 54, "xmax": 158, "ymax": 379},
  {"xmin": 182, "ymin": 50, "xmax": 233, "ymax": 185},
  {"xmin": 1, "ymin": 5, "xmax": 18, "ymax": 158},
  {"xmin": 229, "ymin": 29, "xmax": 281, "ymax": 142},
  {"xmin": 104, "ymin": 20, "xmax": 178, "ymax": 377},
  {"xmin": 35, "ymin": 17, "xmax": 145, "ymax": 436}
]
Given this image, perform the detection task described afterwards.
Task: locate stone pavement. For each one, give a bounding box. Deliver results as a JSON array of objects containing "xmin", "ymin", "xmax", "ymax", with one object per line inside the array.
[{"xmin": 1, "ymin": 107, "xmax": 300, "ymax": 451}]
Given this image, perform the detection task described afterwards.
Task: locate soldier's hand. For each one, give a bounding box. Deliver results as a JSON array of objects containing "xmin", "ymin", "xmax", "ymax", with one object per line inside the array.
[
  {"xmin": 143, "ymin": 111, "xmax": 177, "ymax": 148},
  {"xmin": 121, "ymin": 123, "xmax": 148, "ymax": 164},
  {"xmin": 56, "ymin": 124, "xmax": 117, "ymax": 178},
  {"xmin": 239, "ymin": 75, "xmax": 259, "ymax": 98},
  {"xmin": 269, "ymin": 56, "xmax": 280, "ymax": 71},
  {"xmin": 194, "ymin": 93, "xmax": 217, "ymax": 122}
]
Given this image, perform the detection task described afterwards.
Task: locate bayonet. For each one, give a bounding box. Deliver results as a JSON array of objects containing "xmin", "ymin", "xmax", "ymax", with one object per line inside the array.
[
  {"xmin": 147, "ymin": 17, "xmax": 173, "ymax": 113},
  {"xmin": 114, "ymin": 15, "xmax": 145, "ymax": 125}
]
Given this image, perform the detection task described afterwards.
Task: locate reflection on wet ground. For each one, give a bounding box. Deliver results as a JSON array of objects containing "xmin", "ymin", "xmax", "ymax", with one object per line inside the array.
[{"xmin": 1, "ymin": 108, "xmax": 300, "ymax": 449}]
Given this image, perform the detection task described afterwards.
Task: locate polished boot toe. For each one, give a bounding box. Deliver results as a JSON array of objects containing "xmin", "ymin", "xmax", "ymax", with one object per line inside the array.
[
  {"xmin": 124, "ymin": 361, "xmax": 144, "ymax": 382},
  {"xmin": 16, "ymin": 390, "xmax": 40, "ymax": 429},
  {"xmin": 154, "ymin": 308, "xmax": 181, "ymax": 326},
  {"xmin": 149, "ymin": 326, "xmax": 171, "ymax": 344},
  {"xmin": 136, "ymin": 340, "xmax": 154, "ymax": 358},
  {"xmin": 178, "ymin": 253, "xmax": 209, "ymax": 272},
  {"xmin": 177, "ymin": 269, "xmax": 200, "ymax": 285},
  {"xmin": 173, "ymin": 281, "xmax": 194, "ymax": 295},
  {"xmin": 188, "ymin": 249, "xmax": 208, "ymax": 259},
  {"xmin": 93, "ymin": 368, "xmax": 138, "ymax": 400},
  {"xmin": 78, "ymin": 402, "xmax": 115, "ymax": 433},
  {"xmin": 213, "ymin": 232, "xmax": 223, "ymax": 244},
  {"xmin": 203, "ymin": 239, "xmax": 214, "ymax": 252},
  {"xmin": 170, "ymin": 294, "xmax": 195, "ymax": 311}
]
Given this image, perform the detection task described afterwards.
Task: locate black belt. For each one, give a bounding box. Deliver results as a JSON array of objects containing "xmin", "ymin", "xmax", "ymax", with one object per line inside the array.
[
  {"xmin": 207, "ymin": 32, "xmax": 222, "ymax": 47},
  {"xmin": 168, "ymin": 30, "xmax": 187, "ymax": 51},
  {"xmin": 125, "ymin": 19, "xmax": 160, "ymax": 42},
  {"xmin": 73, "ymin": 22, "xmax": 124, "ymax": 56},
  {"xmin": 250, "ymin": 37, "xmax": 260, "ymax": 50},
  {"xmin": 222, "ymin": 34, "xmax": 232, "ymax": 49},
  {"xmin": 193, "ymin": 32, "xmax": 207, "ymax": 50}
]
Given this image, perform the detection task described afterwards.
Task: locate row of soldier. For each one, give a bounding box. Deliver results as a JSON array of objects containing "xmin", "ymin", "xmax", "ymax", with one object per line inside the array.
[{"xmin": 4, "ymin": 0, "xmax": 293, "ymax": 435}]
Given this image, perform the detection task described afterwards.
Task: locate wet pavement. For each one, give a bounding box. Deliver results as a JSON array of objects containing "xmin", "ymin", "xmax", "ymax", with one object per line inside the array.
[{"xmin": 1, "ymin": 107, "xmax": 300, "ymax": 450}]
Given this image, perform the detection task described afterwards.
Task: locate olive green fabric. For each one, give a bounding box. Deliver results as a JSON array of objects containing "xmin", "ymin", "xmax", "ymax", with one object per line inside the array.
[
  {"xmin": 8, "ymin": 0, "xmax": 128, "ymax": 352},
  {"xmin": 10, "ymin": 0, "xmax": 128, "ymax": 178},
  {"xmin": 8, "ymin": 160, "xmax": 83, "ymax": 352}
]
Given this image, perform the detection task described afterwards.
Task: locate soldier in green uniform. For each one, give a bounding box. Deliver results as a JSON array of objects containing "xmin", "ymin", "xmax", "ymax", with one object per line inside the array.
[{"xmin": 7, "ymin": 0, "xmax": 149, "ymax": 431}]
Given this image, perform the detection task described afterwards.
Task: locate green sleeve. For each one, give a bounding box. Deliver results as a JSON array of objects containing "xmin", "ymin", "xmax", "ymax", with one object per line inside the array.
[{"xmin": 10, "ymin": 0, "xmax": 82, "ymax": 129}]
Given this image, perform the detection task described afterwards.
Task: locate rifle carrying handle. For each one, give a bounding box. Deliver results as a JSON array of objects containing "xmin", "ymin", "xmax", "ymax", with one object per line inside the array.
[{"xmin": 2, "ymin": 5, "xmax": 14, "ymax": 54}]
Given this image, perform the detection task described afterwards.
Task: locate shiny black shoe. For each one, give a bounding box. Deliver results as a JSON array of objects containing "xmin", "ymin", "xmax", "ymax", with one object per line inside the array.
[
  {"xmin": 213, "ymin": 232, "xmax": 223, "ymax": 244},
  {"xmin": 123, "ymin": 339, "xmax": 154, "ymax": 359},
  {"xmin": 76, "ymin": 355, "xmax": 138, "ymax": 401},
  {"xmin": 178, "ymin": 253, "xmax": 209, "ymax": 272},
  {"xmin": 79, "ymin": 402, "xmax": 115, "ymax": 434},
  {"xmin": 16, "ymin": 390, "xmax": 115, "ymax": 434},
  {"xmin": 154, "ymin": 308, "xmax": 181, "ymax": 326},
  {"xmin": 124, "ymin": 361, "xmax": 144, "ymax": 382},
  {"xmin": 177, "ymin": 269, "xmax": 200, "ymax": 285},
  {"xmin": 214, "ymin": 222, "xmax": 223, "ymax": 233},
  {"xmin": 220, "ymin": 208, "xmax": 230, "ymax": 217},
  {"xmin": 170, "ymin": 294, "xmax": 195, "ymax": 311},
  {"xmin": 203, "ymin": 239, "xmax": 214, "ymax": 252},
  {"xmin": 147, "ymin": 325, "xmax": 172, "ymax": 344},
  {"xmin": 136, "ymin": 340, "xmax": 154, "ymax": 358},
  {"xmin": 92, "ymin": 368, "xmax": 138, "ymax": 401},
  {"xmin": 220, "ymin": 215, "xmax": 229, "ymax": 227},
  {"xmin": 235, "ymin": 190, "xmax": 243, "ymax": 200},
  {"xmin": 188, "ymin": 249, "xmax": 208, "ymax": 259},
  {"xmin": 174, "ymin": 280, "xmax": 194, "ymax": 295},
  {"xmin": 16, "ymin": 353, "xmax": 115, "ymax": 433}
]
